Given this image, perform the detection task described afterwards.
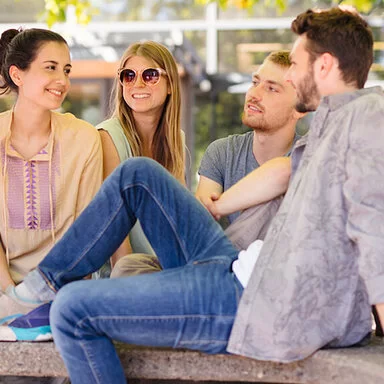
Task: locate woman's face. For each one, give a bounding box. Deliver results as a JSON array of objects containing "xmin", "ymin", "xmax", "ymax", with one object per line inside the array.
[
  {"xmin": 121, "ymin": 55, "xmax": 170, "ymax": 118},
  {"xmin": 15, "ymin": 41, "xmax": 71, "ymax": 112}
]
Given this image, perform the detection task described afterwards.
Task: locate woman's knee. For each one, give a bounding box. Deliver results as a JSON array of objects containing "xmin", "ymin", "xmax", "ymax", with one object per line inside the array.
[{"xmin": 120, "ymin": 157, "xmax": 160, "ymax": 175}]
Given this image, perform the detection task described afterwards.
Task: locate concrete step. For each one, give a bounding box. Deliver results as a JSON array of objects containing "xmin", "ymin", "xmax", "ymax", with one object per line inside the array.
[{"xmin": 1, "ymin": 336, "xmax": 384, "ymax": 383}]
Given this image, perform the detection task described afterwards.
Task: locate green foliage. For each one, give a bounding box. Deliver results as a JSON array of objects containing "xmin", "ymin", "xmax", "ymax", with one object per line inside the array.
[
  {"xmin": 195, "ymin": 0, "xmax": 286, "ymax": 12},
  {"xmin": 42, "ymin": 0, "xmax": 98, "ymax": 28},
  {"xmin": 40, "ymin": 0, "xmax": 379, "ymax": 27},
  {"xmin": 341, "ymin": 0, "xmax": 377, "ymax": 13},
  {"xmin": 195, "ymin": 0, "xmax": 377, "ymax": 13}
]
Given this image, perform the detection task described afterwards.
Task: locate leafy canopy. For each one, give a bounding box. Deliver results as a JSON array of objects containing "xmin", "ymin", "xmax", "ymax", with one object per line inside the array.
[{"xmin": 42, "ymin": 0, "xmax": 378, "ymax": 27}]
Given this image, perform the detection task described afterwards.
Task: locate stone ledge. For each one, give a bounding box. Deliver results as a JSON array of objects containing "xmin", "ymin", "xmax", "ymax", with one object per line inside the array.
[{"xmin": 0, "ymin": 337, "xmax": 384, "ymax": 383}]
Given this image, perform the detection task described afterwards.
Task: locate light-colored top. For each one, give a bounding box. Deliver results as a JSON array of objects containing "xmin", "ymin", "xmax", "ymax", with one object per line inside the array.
[
  {"xmin": 0, "ymin": 110, "xmax": 103, "ymax": 282},
  {"xmin": 96, "ymin": 117, "xmax": 155, "ymax": 255},
  {"xmin": 228, "ymin": 87, "xmax": 384, "ymax": 362}
]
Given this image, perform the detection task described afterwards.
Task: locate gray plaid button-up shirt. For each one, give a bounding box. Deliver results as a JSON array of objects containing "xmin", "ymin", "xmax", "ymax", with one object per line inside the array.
[{"xmin": 228, "ymin": 87, "xmax": 384, "ymax": 362}]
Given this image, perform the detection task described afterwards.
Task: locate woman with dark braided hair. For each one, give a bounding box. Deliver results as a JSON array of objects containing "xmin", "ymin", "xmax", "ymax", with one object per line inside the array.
[{"xmin": 0, "ymin": 28, "xmax": 102, "ymax": 337}]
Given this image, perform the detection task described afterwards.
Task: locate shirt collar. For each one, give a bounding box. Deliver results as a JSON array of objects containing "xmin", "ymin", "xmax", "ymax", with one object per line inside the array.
[
  {"xmin": 320, "ymin": 86, "xmax": 383, "ymax": 112},
  {"xmin": 309, "ymin": 86, "xmax": 383, "ymax": 138}
]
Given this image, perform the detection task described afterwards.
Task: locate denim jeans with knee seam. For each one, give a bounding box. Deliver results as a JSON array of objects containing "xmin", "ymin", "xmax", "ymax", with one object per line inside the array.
[{"xmin": 28, "ymin": 158, "xmax": 242, "ymax": 384}]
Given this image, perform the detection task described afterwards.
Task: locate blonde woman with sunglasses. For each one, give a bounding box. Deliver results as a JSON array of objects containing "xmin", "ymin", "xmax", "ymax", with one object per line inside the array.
[{"xmin": 96, "ymin": 41, "xmax": 185, "ymax": 277}]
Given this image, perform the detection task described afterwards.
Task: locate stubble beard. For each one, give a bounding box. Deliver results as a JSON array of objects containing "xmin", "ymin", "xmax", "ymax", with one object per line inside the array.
[
  {"xmin": 242, "ymin": 112, "xmax": 291, "ymax": 135},
  {"xmin": 295, "ymin": 68, "xmax": 321, "ymax": 113},
  {"xmin": 242, "ymin": 113, "xmax": 270, "ymax": 134}
]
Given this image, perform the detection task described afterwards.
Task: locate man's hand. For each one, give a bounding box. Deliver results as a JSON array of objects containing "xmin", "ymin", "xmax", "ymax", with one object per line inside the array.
[
  {"xmin": 195, "ymin": 176, "xmax": 223, "ymax": 219},
  {"xmin": 199, "ymin": 192, "xmax": 221, "ymax": 220}
]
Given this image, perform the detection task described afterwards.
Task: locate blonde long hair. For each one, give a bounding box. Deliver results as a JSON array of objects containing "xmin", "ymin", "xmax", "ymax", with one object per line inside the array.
[{"xmin": 112, "ymin": 40, "xmax": 184, "ymax": 182}]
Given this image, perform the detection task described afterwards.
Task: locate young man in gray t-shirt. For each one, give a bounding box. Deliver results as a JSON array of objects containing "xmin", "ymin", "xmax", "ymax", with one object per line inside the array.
[{"xmin": 196, "ymin": 50, "xmax": 304, "ymax": 224}]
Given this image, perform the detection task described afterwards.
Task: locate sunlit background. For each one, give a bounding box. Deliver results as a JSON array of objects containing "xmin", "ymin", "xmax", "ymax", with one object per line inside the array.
[{"xmin": 0, "ymin": 0, "xmax": 383, "ymax": 189}]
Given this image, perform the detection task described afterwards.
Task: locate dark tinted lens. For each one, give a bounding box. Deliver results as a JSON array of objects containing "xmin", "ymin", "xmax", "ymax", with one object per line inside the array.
[
  {"xmin": 120, "ymin": 69, "xmax": 136, "ymax": 84},
  {"xmin": 142, "ymin": 68, "xmax": 160, "ymax": 84}
]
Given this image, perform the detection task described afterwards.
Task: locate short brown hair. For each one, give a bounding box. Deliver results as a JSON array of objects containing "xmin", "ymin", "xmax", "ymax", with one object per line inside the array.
[
  {"xmin": 291, "ymin": 7, "xmax": 373, "ymax": 88},
  {"xmin": 265, "ymin": 50, "xmax": 291, "ymax": 68}
]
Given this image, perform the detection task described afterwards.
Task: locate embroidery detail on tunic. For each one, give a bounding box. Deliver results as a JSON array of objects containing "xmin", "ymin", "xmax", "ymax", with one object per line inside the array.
[
  {"xmin": 25, "ymin": 160, "xmax": 38, "ymax": 229},
  {"xmin": 4, "ymin": 145, "xmax": 59, "ymax": 230}
]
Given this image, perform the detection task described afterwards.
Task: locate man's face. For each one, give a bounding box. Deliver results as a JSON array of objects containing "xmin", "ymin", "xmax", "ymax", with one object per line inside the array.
[
  {"xmin": 242, "ymin": 60, "xmax": 298, "ymax": 134},
  {"xmin": 286, "ymin": 35, "xmax": 321, "ymax": 113}
]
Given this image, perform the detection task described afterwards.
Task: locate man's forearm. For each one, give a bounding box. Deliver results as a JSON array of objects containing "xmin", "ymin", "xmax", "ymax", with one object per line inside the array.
[{"xmin": 213, "ymin": 157, "xmax": 291, "ymax": 217}]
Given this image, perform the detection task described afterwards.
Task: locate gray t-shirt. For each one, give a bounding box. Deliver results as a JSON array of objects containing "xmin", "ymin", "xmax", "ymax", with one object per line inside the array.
[{"xmin": 198, "ymin": 131, "xmax": 258, "ymax": 223}]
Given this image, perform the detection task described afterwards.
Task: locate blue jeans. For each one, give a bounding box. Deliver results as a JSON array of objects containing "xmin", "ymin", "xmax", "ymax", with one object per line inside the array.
[{"xmin": 31, "ymin": 158, "xmax": 242, "ymax": 384}]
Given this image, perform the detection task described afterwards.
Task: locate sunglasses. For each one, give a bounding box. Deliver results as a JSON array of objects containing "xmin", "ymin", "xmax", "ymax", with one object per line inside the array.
[{"xmin": 118, "ymin": 67, "xmax": 167, "ymax": 86}]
